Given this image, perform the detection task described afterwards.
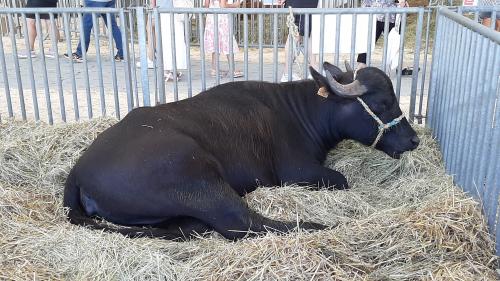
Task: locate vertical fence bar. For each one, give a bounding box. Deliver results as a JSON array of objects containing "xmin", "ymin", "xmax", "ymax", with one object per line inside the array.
[
  {"xmin": 35, "ymin": 13, "xmax": 53, "ymax": 124},
  {"xmin": 137, "ymin": 7, "xmax": 151, "ymax": 106},
  {"xmin": 243, "ymin": 13, "xmax": 249, "ymax": 80},
  {"xmin": 319, "ymin": 13, "xmax": 325, "ymax": 74},
  {"xmin": 272, "ymin": 13, "xmax": 278, "ymax": 83},
  {"xmin": 49, "ymin": 13, "xmax": 65, "ymax": 122},
  {"xmin": 21, "ymin": 13, "xmax": 39, "ymax": 121},
  {"xmin": 198, "ymin": 12, "xmax": 206, "ymax": 91},
  {"xmin": 366, "ymin": 13, "xmax": 373, "ymax": 67},
  {"xmin": 78, "ymin": 12, "xmax": 93, "ymax": 119},
  {"xmin": 395, "ymin": 13, "xmax": 407, "ymax": 101},
  {"xmin": 8, "ymin": 13, "xmax": 26, "ymax": 120},
  {"xmin": 107, "ymin": 12, "xmax": 120, "ymax": 118},
  {"xmin": 184, "ymin": 13, "xmax": 192, "ymax": 98},
  {"xmin": 63, "ymin": 12, "xmax": 79, "ymax": 121},
  {"xmin": 93, "ymin": 13, "xmax": 106, "ymax": 117},
  {"xmin": 334, "ymin": 13, "xmax": 341, "ymax": 67},
  {"xmin": 258, "ymin": 13, "xmax": 263, "ymax": 81},
  {"xmin": 408, "ymin": 9, "xmax": 424, "ymax": 123},
  {"xmin": 229, "ymin": 12, "xmax": 235, "ymax": 83},
  {"xmin": 169, "ymin": 11, "xmax": 178, "ymax": 101},
  {"xmin": 381, "ymin": 13, "xmax": 390, "ymax": 72},
  {"xmin": 416, "ymin": 8, "xmax": 432, "ymax": 123},
  {"xmin": 349, "ymin": 13, "xmax": 357, "ymax": 68},
  {"xmin": 155, "ymin": 8, "xmax": 166, "ymax": 103},
  {"xmin": 120, "ymin": 9, "xmax": 132, "ymax": 116},
  {"xmin": 128, "ymin": 9, "xmax": 140, "ymax": 107},
  {"xmin": 303, "ymin": 13, "xmax": 309, "ymax": 79},
  {"xmin": 214, "ymin": 13, "xmax": 220, "ymax": 85},
  {"xmin": 426, "ymin": 10, "xmax": 442, "ymax": 129},
  {"xmin": 0, "ymin": 31, "xmax": 13, "ymax": 118}
]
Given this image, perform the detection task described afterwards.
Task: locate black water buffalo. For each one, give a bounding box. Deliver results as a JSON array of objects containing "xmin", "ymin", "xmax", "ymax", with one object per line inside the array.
[{"xmin": 64, "ymin": 62, "xmax": 419, "ymax": 240}]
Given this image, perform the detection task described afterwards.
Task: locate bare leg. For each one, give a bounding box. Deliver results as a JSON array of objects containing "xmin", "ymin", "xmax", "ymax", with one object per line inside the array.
[
  {"xmin": 27, "ymin": 18, "xmax": 37, "ymax": 51},
  {"xmin": 146, "ymin": 16, "xmax": 155, "ymax": 61}
]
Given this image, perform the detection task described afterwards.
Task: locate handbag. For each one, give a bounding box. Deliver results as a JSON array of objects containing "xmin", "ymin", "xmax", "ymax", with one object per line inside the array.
[{"xmin": 386, "ymin": 14, "xmax": 401, "ymax": 74}]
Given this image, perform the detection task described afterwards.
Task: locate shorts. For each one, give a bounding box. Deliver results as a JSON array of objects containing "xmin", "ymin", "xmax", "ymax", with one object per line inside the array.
[{"xmin": 25, "ymin": 0, "xmax": 59, "ymax": 20}]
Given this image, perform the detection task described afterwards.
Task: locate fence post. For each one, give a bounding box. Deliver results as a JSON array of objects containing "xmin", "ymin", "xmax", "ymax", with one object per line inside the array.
[{"xmin": 136, "ymin": 6, "xmax": 151, "ymax": 106}]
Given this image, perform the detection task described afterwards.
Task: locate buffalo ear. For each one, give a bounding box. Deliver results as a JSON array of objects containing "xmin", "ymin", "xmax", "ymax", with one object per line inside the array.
[
  {"xmin": 309, "ymin": 66, "xmax": 330, "ymax": 98},
  {"xmin": 322, "ymin": 62, "xmax": 343, "ymax": 81},
  {"xmin": 309, "ymin": 66, "xmax": 328, "ymax": 87}
]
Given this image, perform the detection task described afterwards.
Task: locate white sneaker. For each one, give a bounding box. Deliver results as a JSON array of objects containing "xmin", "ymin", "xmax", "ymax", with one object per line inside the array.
[
  {"xmin": 44, "ymin": 51, "xmax": 56, "ymax": 58},
  {"xmin": 280, "ymin": 73, "xmax": 301, "ymax": 82},
  {"xmin": 136, "ymin": 58, "xmax": 154, "ymax": 69},
  {"xmin": 18, "ymin": 50, "xmax": 37, "ymax": 59}
]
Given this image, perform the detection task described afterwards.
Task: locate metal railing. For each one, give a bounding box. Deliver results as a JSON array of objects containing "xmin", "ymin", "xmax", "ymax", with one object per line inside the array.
[
  {"xmin": 427, "ymin": 7, "xmax": 500, "ymax": 253},
  {"xmin": 0, "ymin": 6, "xmax": 431, "ymax": 124}
]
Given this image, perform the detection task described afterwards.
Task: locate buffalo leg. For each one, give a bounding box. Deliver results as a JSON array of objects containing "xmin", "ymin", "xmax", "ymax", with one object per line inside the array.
[
  {"xmin": 153, "ymin": 216, "xmax": 213, "ymax": 239},
  {"xmin": 187, "ymin": 180, "xmax": 327, "ymax": 240},
  {"xmin": 283, "ymin": 165, "xmax": 349, "ymax": 190}
]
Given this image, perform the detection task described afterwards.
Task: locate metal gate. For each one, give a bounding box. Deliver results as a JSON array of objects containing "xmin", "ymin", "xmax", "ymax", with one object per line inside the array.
[{"xmin": 427, "ymin": 7, "xmax": 500, "ymax": 253}]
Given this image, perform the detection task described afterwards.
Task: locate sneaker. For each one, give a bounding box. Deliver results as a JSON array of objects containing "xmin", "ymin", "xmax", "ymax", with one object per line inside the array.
[
  {"xmin": 114, "ymin": 54, "xmax": 124, "ymax": 62},
  {"xmin": 44, "ymin": 51, "xmax": 56, "ymax": 58},
  {"xmin": 64, "ymin": 52, "xmax": 83, "ymax": 63},
  {"xmin": 136, "ymin": 58, "xmax": 154, "ymax": 69},
  {"xmin": 18, "ymin": 50, "xmax": 37, "ymax": 59},
  {"xmin": 280, "ymin": 73, "xmax": 301, "ymax": 82},
  {"xmin": 165, "ymin": 71, "xmax": 183, "ymax": 82}
]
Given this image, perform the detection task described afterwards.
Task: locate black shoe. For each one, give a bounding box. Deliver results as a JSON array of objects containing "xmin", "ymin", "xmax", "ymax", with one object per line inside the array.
[
  {"xmin": 64, "ymin": 52, "xmax": 83, "ymax": 63},
  {"xmin": 114, "ymin": 54, "xmax": 124, "ymax": 62},
  {"xmin": 398, "ymin": 67, "xmax": 420, "ymax": 75}
]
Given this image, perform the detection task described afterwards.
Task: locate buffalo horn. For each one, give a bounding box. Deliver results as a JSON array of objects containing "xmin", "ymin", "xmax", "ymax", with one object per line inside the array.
[{"xmin": 325, "ymin": 70, "xmax": 367, "ymax": 98}]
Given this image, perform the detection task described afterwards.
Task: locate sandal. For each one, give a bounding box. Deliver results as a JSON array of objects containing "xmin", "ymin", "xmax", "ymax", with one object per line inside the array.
[
  {"xmin": 210, "ymin": 69, "xmax": 226, "ymax": 78},
  {"xmin": 232, "ymin": 70, "xmax": 243, "ymax": 78}
]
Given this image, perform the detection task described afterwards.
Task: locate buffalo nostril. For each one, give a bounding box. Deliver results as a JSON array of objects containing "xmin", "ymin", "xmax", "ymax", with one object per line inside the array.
[{"xmin": 411, "ymin": 135, "xmax": 420, "ymax": 146}]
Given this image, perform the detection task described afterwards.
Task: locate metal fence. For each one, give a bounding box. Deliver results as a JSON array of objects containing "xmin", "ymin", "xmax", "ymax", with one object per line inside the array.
[
  {"xmin": 427, "ymin": 7, "xmax": 500, "ymax": 252},
  {"xmin": 0, "ymin": 6, "xmax": 432, "ymax": 124}
]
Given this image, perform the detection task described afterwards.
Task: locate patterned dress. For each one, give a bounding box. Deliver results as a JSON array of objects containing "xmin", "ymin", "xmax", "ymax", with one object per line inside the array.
[
  {"xmin": 204, "ymin": 0, "xmax": 239, "ymax": 54},
  {"xmin": 361, "ymin": 0, "xmax": 398, "ymax": 23}
]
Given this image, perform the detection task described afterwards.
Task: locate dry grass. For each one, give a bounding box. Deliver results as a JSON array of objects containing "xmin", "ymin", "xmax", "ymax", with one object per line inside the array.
[{"xmin": 0, "ymin": 118, "xmax": 497, "ymax": 280}]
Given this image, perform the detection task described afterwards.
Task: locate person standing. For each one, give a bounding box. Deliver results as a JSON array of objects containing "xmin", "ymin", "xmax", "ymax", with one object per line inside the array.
[
  {"xmin": 479, "ymin": 0, "xmax": 500, "ymax": 31},
  {"xmin": 158, "ymin": 0, "xmax": 193, "ymax": 81},
  {"xmin": 19, "ymin": 0, "xmax": 60, "ymax": 59},
  {"xmin": 65, "ymin": 0, "xmax": 123, "ymax": 62},
  {"xmin": 204, "ymin": 0, "xmax": 243, "ymax": 78},
  {"xmin": 277, "ymin": 0, "xmax": 319, "ymax": 82},
  {"xmin": 356, "ymin": 0, "xmax": 407, "ymax": 70}
]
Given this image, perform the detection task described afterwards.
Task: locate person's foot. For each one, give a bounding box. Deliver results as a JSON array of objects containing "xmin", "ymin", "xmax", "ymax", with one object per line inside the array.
[
  {"xmin": 114, "ymin": 54, "xmax": 124, "ymax": 62},
  {"xmin": 18, "ymin": 50, "xmax": 37, "ymax": 59},
  {"xmin": 44, "ymin": 51, "xmax": 57, "ymax": 58},
  {"xmin": 64, "ymin": 52, "xmax": 83, "ymax": 63},
  {"xmin": 165, "ymin": 71, "xmax": 183, "ymax": 82},
  {"xmin": 280, "ymin": 73, "xmax": 300, "ymax": 82},
  {"xmin": 136, "ymin": 58, "xmax": 154, "ymax": 69},
  {"xmin": 232, "ymin": 70, "xmax": 243, "ymax": 78}
]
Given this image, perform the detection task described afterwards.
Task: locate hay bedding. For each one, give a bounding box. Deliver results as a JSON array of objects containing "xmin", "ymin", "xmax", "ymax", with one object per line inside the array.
[{"xmin": 0, "ymin": 118, "xmax": 497, "ymax": 281}]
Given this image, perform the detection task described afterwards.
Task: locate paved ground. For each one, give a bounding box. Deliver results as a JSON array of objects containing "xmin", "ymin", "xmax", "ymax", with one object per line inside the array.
[{"xmin": 0, "ymin": 36, "xmax": 430, "ymax": 124}]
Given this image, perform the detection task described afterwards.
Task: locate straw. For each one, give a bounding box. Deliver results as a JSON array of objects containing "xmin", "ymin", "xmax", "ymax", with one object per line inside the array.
[{"xmin": 0, "ymin": 119, "xmax": 497, "ymax": 280}]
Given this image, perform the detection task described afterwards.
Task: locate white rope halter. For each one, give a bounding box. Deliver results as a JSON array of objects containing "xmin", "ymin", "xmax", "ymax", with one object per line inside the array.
[
  {"xmin": 286, "ymin": 7, "xmax": 303, "ymax": 75},
  {"xmin": 356, "ymin": 97, "xmax": 405, "ymax": 147}
]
